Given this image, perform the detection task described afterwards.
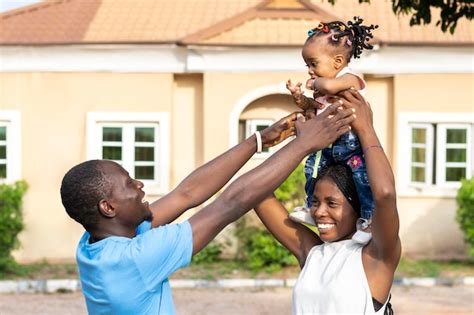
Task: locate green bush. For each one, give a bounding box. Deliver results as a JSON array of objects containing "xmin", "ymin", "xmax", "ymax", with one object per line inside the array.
[
  {"xmin": 0, "ymin": 180, "xmax": 28, "ymax": 277},
  {"xmin": 456, "ymin": 177, "xmax": 474, "ymax": 258},
  {"xmin": 234, "ymin": 217, "xmax": 297, "ymax": 272},
  {"xmin": 275, "ymin": 163, "xmax": 306, "ymax": 210},
  {"xmin": 191, "ymin": 241, "xmax": 222, "ymax": 264}
]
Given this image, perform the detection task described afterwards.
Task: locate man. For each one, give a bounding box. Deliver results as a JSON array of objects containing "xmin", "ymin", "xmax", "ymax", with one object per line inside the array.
[{"xmin": 60, "ymin": 103, "xmax": 353, "ymax": 314}]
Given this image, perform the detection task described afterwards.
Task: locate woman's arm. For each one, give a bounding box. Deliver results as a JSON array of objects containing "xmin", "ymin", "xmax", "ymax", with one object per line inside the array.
[
  {"xmin": 150, "ymin": 113, "xmax": 299, "ymax": 228},
  {"xmin": 339, "ymin": 89, "xmax": 401, "ymax": 265},
  {"xmin": 254, "ymin": 194, "xmax": 321, "ymax": 267}
]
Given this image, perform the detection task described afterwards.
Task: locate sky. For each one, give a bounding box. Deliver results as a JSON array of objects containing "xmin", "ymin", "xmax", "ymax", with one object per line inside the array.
[{"xmin": 0, "ymin": 0, "xmax": 41, "ymax": 13}]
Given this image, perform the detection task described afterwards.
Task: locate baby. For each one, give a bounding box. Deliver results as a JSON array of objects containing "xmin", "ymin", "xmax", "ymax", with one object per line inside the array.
[{"xmin": 287, "ymin": 17, "xmax": 378, "ymax": 244}]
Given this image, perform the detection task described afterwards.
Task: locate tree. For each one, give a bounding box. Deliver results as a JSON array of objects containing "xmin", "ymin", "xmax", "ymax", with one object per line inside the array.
[{"xmin": 327, "ymin": 0, "xmax": 473, "ymax": 34}]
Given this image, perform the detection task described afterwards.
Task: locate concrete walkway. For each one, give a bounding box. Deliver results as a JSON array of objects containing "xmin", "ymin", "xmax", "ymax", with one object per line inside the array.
[{"xmin": 0, "ymin": 285, "xmax": 473, "ymax": 314}]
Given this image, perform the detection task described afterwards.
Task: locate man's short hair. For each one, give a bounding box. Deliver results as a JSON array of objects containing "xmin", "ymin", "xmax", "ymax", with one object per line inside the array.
[{"xmin": 60, "ymin": 160, "xmax": 113, "ymax": 230}]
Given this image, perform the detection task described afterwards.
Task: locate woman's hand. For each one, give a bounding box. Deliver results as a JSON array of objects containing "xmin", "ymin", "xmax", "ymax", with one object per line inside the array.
[
  {"xmin": 260, "ymin": 112, "xmax": 298, "ymax": 148},
  {"xmin": 337, "ymin": 88, "xmax": 374, "ymax": 135}
]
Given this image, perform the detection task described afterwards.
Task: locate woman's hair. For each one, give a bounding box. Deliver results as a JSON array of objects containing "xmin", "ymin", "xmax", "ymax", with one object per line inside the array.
[
  {"xmin": 314, "ymin": 164, "xmax": 361, "ymax": 215},
  {"xmin": 305, "ymin": 16, "xmax": 378, "ymax": 60}
]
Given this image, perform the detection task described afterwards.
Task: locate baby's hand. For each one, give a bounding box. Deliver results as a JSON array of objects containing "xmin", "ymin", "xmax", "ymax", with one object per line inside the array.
[{"xmin": 286, "ymin": 79, "xmax": 303, "ymax": 96}]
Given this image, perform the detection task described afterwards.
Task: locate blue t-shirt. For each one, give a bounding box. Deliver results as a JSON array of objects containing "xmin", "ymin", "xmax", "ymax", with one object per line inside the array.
[{"xmin": 76, "ymin": 220, "xmax": 193, "ymax": 315}]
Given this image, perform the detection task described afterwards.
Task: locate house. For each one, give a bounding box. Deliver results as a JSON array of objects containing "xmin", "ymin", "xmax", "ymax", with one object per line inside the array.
[{"xmin": 0, "ymin": 0, "xmax": 472, "ymax": 262}]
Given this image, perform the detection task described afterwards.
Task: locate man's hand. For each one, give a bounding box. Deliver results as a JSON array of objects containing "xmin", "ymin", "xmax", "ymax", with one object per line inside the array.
[
  {"xmin": 260, "ymin": 112, "xmax": 298, "ymax": 148},
  {"xmin": 295, "ymin": 102, "xmax": 355, "ymax": 154}
]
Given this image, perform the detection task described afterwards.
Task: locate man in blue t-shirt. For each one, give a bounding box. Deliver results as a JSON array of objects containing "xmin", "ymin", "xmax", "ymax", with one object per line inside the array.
[{"xmin": 60, "ymin": 103, "xmax": 354, "ymax": 314}]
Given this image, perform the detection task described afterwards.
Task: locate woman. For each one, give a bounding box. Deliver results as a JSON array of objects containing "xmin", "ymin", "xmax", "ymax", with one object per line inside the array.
[{"xmin": 255, "ymin": 89, "xmax": 400, "ymax": 314}]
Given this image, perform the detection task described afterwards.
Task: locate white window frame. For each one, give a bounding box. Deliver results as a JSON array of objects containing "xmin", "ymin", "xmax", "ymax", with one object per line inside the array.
[
  {"xmin": 436, "ymin": 123, "xmax": 472, "ymax": 188},
  {"xmin": 0, "ymin": 111, "xmax": 21, "ymax": 184},
  {"xmin": 87, "ymin": 112, "xmax": 170, "ymax": 195},
  {"xmin": 398, "ymin": 112, "xmax": 474, "ymax": 197},
  {"xmin": 244, "ymin": 119, "xmax": 274, "ymax": 158},
  {"xmin": 408, "ymin": 123, "xmax": 434, "ymax": 187}
]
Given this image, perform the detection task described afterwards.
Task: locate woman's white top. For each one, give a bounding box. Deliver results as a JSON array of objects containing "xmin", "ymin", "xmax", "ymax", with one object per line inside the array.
[{"xmin": 292, "ymin": 239, "xmax": 389, "ymax": 314}]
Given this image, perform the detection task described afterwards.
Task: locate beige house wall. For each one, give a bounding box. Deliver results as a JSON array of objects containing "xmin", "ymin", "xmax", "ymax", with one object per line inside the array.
[
  {"xmin": 393, "ymin": 73, "xmax": 473, "ymax": 258},
  {"xmin": 0, "ymin": 72, "xmax": 175, "ymax": 262},
  {"xmin": 0, "ymin": 71, "xmax": 471, "ymax": 262}
]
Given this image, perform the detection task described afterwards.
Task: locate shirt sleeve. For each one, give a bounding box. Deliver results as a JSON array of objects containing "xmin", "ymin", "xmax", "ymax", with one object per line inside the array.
[{"xmin": 131, "ymin": 220, "xmax": 193, "ymax": 292}]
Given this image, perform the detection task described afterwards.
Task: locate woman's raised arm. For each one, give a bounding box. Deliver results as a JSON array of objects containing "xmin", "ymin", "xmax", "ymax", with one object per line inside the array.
[
  {"xmin": 254, "ymin": 194, "xmax": 321, "ymax": 267},
  {"xmin": 339, "ymin": 89, "xmax": 401, "ymax": 265}
]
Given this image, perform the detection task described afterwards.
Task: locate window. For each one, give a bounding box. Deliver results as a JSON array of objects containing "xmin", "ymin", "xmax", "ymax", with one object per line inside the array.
[
  {"xmin": 87, "ymin": 112, "xmax": 169, "ymax": 195},
  {"xmin": 398, "ymin": 113, "xmax": 473, "ymax": 196},
  {"xmin": 0, "ymin": 111, "xmax": 21, "ymax": 183},
  {"xmin": 239, "ymin": 119, "xmax": 274, "ymax": 156}
]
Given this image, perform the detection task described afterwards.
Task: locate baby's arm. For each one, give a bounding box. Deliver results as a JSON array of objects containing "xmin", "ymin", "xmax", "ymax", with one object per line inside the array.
[
  {"xmin": 307, "ymin": 73, "xmax": 363, "ymax": 96},
  {"xmin": 286, "ymin": 79, "xmax": 320, "ymax": 111}
]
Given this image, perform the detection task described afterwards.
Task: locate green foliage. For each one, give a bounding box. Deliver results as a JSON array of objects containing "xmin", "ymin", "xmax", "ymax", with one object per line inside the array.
[
  {"xmin": 456, "ymin": 177, "xmax": 474, "ymax": 258},
  {"xmin": 191, "ymin": 241, "xmax": 223, "ymax": 264},
  {"xmin": 396, "ymin": 257, "xmax": 440, "ymax": 278},
  {"xmin": 327, "ymin": 0, "xmax": 472, "ymax": 33},
  {"xmin": 234, "ymin": 217, "xmax": 297, "ymax": 272},
  {"xmin": 0, "ymin": 180, "xmax": 28, "ymax": 277},
  {"xmin": 275, "ymin": 163, "xmax": 306, "ymax": 210}
]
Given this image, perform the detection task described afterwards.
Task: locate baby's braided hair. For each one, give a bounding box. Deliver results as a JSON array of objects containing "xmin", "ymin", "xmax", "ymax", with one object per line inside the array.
[{"xmin": 306, "ymin": 16, "xmax": 378, "ymax": 59}]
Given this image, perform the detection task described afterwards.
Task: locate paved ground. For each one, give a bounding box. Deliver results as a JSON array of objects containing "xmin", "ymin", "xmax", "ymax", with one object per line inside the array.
[{"xmin": 0, "ymin": 285, "xmax": 472, "ymax": 314}]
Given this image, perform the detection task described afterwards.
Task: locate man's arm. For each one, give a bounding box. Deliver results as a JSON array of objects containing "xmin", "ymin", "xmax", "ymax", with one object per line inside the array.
[
  {"xmin": 149, "ymin": 113, "xmax": 298, "ymax": 227},
  {"xmin": 189, "ymin": 104, "xmax": 355, "ymax": 254}
]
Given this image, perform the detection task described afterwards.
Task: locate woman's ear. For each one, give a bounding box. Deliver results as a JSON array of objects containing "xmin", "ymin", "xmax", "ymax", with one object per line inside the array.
[
  {"xmin": 333, "ymin": 54, "xmax": 345, "ymax": 70},
  {"xmin": 98, "ymin": 199, "xmax": 116, "ymax": 218}
]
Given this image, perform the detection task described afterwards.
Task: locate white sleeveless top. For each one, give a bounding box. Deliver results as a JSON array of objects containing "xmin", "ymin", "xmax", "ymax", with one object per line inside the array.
[
  {"xmin": 316, "ymin": 67, "xmax": 367, "ymax": 113},
  {"xmin": 292, "ymin": 239, "xmax": 389, "ymax": 314}
]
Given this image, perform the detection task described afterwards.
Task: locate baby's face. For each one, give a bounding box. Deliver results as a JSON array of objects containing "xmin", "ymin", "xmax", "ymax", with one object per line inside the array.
[{"xmin": 302, "ymin": 39, "xmax": 339, "ymax": 79}]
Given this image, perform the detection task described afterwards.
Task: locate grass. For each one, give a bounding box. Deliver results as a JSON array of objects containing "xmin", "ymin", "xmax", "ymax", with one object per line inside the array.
[
  {"xmin": 1, "ymin": 258, "xmax": 473, "ymax": 280},
  {"xmin": 395, "ymin": 258, "xmax": 474, "ymax": 278}
]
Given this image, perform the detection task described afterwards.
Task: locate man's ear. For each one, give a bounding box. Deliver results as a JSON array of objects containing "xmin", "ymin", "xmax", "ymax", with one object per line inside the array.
[
  {"xmin": 98, "ymin": 199, "xmax": 116, "ymax": 218},
  {"xmin": 333, "ymin": 54, "xmax": 345, "ymax": 70}
]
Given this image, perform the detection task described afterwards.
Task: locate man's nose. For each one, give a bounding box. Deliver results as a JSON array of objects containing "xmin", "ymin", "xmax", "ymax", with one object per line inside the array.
[{"xmin": 135, "ymin": 179, "xmax": 144, "ymax": 189}]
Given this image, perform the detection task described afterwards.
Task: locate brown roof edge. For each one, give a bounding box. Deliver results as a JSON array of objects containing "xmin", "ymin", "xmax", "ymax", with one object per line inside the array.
[
  {"xmin": 180, "ymin": 0, "xmax": 346, "ymax": 46},
  {"xmin": 179, "ymin": 1, "xmax": 265, "ymax": 45},
  {"xmin": 300, "ymin": 0, "xmax": 340, "ymax": 22},
  {"xmin": 0, "ymin": 40, "xmax": 180, "ymax": 46},
  {"xmin": 0, "ymin": 0, "xmax": 66, "ymax": 19}
]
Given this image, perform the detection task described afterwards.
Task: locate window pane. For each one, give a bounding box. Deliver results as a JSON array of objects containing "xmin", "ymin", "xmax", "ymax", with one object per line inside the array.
[
  {"xmin": 0, "ymin": 127, "xmax": 6, "ymax": 141},
  {"xmin": 411, "ymin": 148, "xmax": 425, "ymax": 163},
  {"xmin": 446, "ymin": 167, "xmax": 466, "ymax": 182},
  {"xmin": 135, "ymin": 147, "xmax": 154, "ymax": 161},
  {"xmin": 103, "ymin": 127, "xmax": 122, "ymax": 142},
  {"xmin": 446, "ymin": 148, "xmax": 466, "ymax": 163},
  {"xmin": 135, "ymin": 166, "xmax": 154, "ymax": 180},
  {"xmin": 0, "ymin": 164, "xmax": 6, "ymax": 178},
  {"xmin": 0, "ymin": 146, "xmax": 6, "ymax": 159},
  {"xmin": 411, "ymin": 167, "xmax": 425, "ymax": 182},
  {"xmin": 446, "ymin": 129, "xmax": 466, "ymax": 144},
  {"xmin": 135, "ymin": 127, "xmax": 154, "ymax": 142},
  {"xmin": 256, "ymin": 124, "xmax": 269, "ymax": 132},
  {"xmin": 256, "ymin": 124, "xmax": 270, "ymax": 152},
  {"xmin": 103, "ymin": 146, "xmax": 122, "ymax": 160},
  {"xmin": 411, "ymin": 128, "xmax": 426, "ymax": 143}
]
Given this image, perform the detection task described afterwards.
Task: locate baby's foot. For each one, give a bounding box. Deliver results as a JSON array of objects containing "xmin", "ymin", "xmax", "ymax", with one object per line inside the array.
[
  {"xmin": 352, "ymin": 218, "xmax": 372, "ymax": 244},
  {"xmin": 289, "ymin": 206, "xmax": 315, "ymax": 226}
]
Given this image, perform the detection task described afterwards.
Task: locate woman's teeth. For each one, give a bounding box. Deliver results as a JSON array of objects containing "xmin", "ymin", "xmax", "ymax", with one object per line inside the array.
[{"xmin": 317, "ymin": 223, "xmax": 335, "ymax": 230}]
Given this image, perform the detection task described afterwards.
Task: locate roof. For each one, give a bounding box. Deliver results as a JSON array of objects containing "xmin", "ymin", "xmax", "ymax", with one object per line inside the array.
[{"xmin": 0, "ymin": 0, "xmax": 472, "ymax": 46}]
